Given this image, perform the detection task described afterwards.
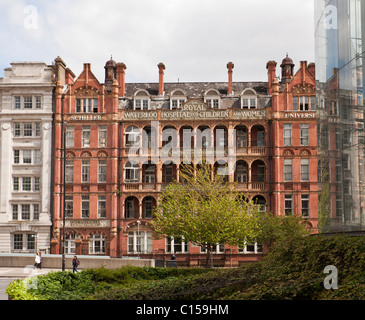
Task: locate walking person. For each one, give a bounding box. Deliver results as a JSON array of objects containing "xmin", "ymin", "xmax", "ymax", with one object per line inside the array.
[
  {"xmin": 72, "ymin": 256, "xmax": 80, "ymax": 273},
  {"xmin": 34, "ymin": 252, "xmax": 41, "ymax": 269},
  {"xmin": 39, "ymin": 252, "xmax": 42, "ymax": 269}
]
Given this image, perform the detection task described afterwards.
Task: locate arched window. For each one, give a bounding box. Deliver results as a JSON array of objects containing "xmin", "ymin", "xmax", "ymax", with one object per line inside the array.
[
  {"xmin": 204, "ymin": 89, "xmax": 220, "ymax": 109},
  {"xmin": 241, "ymin": 89, "xmax": 257, "ymax": 109},
  {"xmin": 125, "ymin": 161, "xmax": 139, "ymax": 183},
  {"xmin": 170, "ymin": 90, "xmax": 186, "ymax": 109},
  {"xmin": 134, "ymin": 90, "xmax": 150, "ymax": 110}
]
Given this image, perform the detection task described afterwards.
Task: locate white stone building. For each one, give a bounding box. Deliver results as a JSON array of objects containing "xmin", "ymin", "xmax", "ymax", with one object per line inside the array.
[{"xmin": 0, "ymin": 62, "xmax": 54, "ymax": 253}]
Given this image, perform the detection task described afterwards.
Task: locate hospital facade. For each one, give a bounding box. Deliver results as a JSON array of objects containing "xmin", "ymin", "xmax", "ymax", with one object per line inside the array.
[{"xmin": 0, "ymin": 55, "xmax": 319, "ymax": 266}]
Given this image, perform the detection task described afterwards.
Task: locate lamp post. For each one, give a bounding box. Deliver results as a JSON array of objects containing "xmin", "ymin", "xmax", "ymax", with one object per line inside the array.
[{"xmin": 62, "ymin": 121, "xmax": 67, "ymax": 271}]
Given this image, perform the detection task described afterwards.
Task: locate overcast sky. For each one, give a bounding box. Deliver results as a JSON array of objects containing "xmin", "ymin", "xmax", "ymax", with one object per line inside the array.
[{"xmin": 0, "ymin": 0, "xmax": 315, "ymax": 83}]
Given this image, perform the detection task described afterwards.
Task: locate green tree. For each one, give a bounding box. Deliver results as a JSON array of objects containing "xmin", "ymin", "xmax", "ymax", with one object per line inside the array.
[{"xmin": 152, "ymin": 163, "xmax": 263, "ymax": 267}]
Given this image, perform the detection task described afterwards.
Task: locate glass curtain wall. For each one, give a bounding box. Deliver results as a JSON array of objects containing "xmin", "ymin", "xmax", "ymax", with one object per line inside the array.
[{"xmin": 315, "ymin": 0, "xmax": 365, "ymax": 232}]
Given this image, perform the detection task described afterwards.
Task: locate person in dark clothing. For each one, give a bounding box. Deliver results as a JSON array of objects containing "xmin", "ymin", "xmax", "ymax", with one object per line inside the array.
[{"xmin": 72, "ymin": 256, "xmax": 80, "ymax": 273}]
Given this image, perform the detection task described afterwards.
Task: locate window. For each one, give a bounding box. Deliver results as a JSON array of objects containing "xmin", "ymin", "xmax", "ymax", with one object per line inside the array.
[
  {"xmin": 206, "ymin": 98, "xmax": 219, "ymax": 109},
  {"xmin": 23, "ymin": 150, "xmax": 32, "ymax": 164},
  {"xmin": 34, "ymin": 150, "xmax": 41, "ymax": 164},
  {"xmin": 24, "ymin": 123, "xmax": 33, "ymax": 137},
  {"xmin": 336, "ymin": 194, "xmax": 342, "ymax": 217},
  {"xmin": 125, "ymin": 162, "xmax": 139, "ymax": 183},
  {"xmin": 35, "ymin": 96, "xmax": 42, "ymax": 109},
  {"xmin": 14, "ymin": 96, "xmax": 21, "ymax": 109},
  {"xmin": 128, "ymin": 231, "xmax": 153, "ymax": 254},
  {"xmin": 34, "ymin": 177, "xmax": 40, "ymax": 191},
  {"xmin": 257, "ymin": 164, "xmax": 266, "ymax": 182},
  {"xmin": 89, "ymin": 234, "xmax": 105, "ymax": 254},
  {"xmin": 125, "ymin": 198, "xmax": 135, "ymax": 219},
  {"xmin": 13, "ymin": 234, "xmax": 23, "ymax": 250},
  {"xmin": 144, "ymin": 197, "xmax": 153, "ymax": 219},
  {"xmin": 144, "ymin": 165, "xmax": 155, "ymax": 183},
  {"xmin": 22, "ymin": 177, "xmax": 32, "ymax": 191},
  {"xmin": 301, "ymin": 159, "xmax": 310, "ymax": 181},
  {"xmin": 98, "ymin": 160, "xmax": 107, "ymax": 183},
  {"xmin": 257, "ymin": 129, "xmax": 265, "ymax": 147},
  {"xmin": 236, "ymin": 162, "xmax": 248, "ymax": 183},
  {"xmin": 301, "ymin": 194, "xmax": 310, "ymax": 217},
  {"xmin": 125, "ymin": 126, "xmax": 140, "ymax": 147},
  {"xmin": 285, "ymin": 195, "xmax": 293, "ymax": 216},
  {"xmin": 293, "ymin": 96, "xmax": 315, "ymax": 111},
  {"xmin": 13, "ymin": 150, "xmax": 41, "ymax": 165},
  {"xmin": 33, "ymin": 204, "xmax": 39, "ymax": 220},
  {"xmin": 81, "ymin": 195, "xmax": 90, "ymax": 218},
  {"xmin": 35, "ymin": 123, "xmax": 41, "ymax": 136},
  {"xmin": 12, "ymin": 205, "xmax": 18, "ymax": 220},
  {"xmin": 24, "ymin": 96, "xmax": 33, "ymax": 109},
  {"xmin": 66, "ymin": 126, "xmax": 74, "ymax": 148},
  {"xmin": 98, "ymin": 196, "xmax": 106, "ymax": 218},
  {"xmin": 238, "ymin": 242, "xmax": 263, "ymax": 254},
  {"xmin": 22, "ymin": 204, "xmax": 31, "ymax": 220},
  {"xmin": 300, "ymin": 123, "xmax": 309, "ymax": 146},
  {"xmin": 65, "ymin": 196, "xmax": 73, "ymax": 218},
  {"xmin": 242, "ymin": 98, "xmax": 257, "ymax": 109},
  {"xmin": 13, "ymin": 177, "xmax": 19, "ymax": 191},
  {"xmin": 13, "ymin": 96, "xmax": 42, "ymax": 109},
  {"xmin": 284, "ymin": 159, "xmax": 293, "ymax": 181},
  {"xmin": 135, "ymin": 99, "xmax": 149, "ymax": 110},
  {"xmin": 65, "ymin": 160, "xmax": 74, "ymax": 183},
  {"xmin": 171, "ymin": 99, "xmax": 185, "ymax": 109},
  {"xmin": 163, "ymin": 164, "xmax": 173, "ymax": 183},
  {"xmin": 236, "ymin": 128, "xmax": 248, "ymax": 147},
  {"xmin": 14, "ymin": 123, "xmax": 21, "ymax": 136},
  {"xmin": 98, "ymin": 126, "xmax": 107, "ymax": 147},
  {"xmin": 82, "ymin": 126, "xmax": 91, "ymax": 148},
  {"xmin": 13, "ymin": 177, "xmax": 39, "ymax": 192},
  {"xmin": 166, "ymin": 237, "xmax": 189, "ymax": 253},
  {"xmin": 201, "ymin": 243, "xmax": 225, "ymax": 253},
  {"xmin": 76, "ymin": 98, "xmax": 98, "ymax": 113},
  {"xmin": 14, "ymin": 150, "xmax": 20, "ymax": 164},
  {"xmin": 283, "ymin": 124, "xmax": 292, "ymax": 146},
  {"xmin": 13, "ymin": 122, "xmax": 41, "ymax": 137},
  {"xmin": 65, "ymin": 234, "xmax": 76, "ymax": 254},
  {"xmin": 82, "ymin": 160, "xmax": 90, "ymax": 183}
]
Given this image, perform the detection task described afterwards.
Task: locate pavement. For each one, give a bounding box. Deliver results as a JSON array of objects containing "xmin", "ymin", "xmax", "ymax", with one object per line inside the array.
[{"xmin": 0, "ymin": 267, "xmax": 62, "ymax": 300}]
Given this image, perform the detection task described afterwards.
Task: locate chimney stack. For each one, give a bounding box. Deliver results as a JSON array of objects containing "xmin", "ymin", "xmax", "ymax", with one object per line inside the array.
[
  {"xmin": 266, "ymin": 60, "xmax": 277, "ymax": 95},
  {"xmin": 116, "ymin": 62, "xmax": 127, "ymax": 97},
  {"xmin": 158, "ymin": 62, "xmax": 165, "ymax": 96},
  {"xmin": 227, "ymin": 62, "xmax": 234, "ymax": 95}
]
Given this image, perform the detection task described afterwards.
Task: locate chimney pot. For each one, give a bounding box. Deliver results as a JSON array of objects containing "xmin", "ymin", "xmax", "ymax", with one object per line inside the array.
[
  {"xmin": 227, "ymin": 62, "xmax": 234, "ymax": 95},
  {"xmin": 158, "ymin": 62, "xmax": 165, "ymax": 96}
]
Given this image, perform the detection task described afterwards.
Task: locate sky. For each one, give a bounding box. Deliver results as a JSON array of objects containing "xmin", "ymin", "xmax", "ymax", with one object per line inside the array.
[{"xmin": 0, "ymin": 0, "xmax": 315, "ymax": 83}]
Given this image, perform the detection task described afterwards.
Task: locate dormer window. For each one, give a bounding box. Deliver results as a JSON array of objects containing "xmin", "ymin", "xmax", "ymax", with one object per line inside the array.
[
  {"xmin": 241, "ymin": 89, "xmax": 257, "ymax": 109},
  {"xmin": 204, "ymin": 89, "xmax": 220, "ymax": 109},
  {"xmin": 170, "ymin": 90, "xmax": 186, "ymax": 109},
  {"xmin": 134, "ymin": 90, "xmax": 150, "ymax": 110},
  {"xmin": 76, "ymin": 98, "xmax": 98, "ymax": 113}
]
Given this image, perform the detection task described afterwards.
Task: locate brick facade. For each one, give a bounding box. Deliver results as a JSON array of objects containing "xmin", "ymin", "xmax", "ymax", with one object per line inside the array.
[{"xmin": 50, "ymin": 55, "xmax": 318, "ymax": 266}]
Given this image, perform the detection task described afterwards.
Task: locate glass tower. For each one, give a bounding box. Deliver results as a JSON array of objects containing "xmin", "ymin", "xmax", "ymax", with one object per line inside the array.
[{"xmin": 315, "ymin": 0, "xmax": 365, "ymax": 232}]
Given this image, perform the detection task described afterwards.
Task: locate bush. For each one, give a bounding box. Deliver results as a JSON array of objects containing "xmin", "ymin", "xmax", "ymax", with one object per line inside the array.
[{"xmin": 8, "ymin": 235, "xmax": 365, "ymax": 300}]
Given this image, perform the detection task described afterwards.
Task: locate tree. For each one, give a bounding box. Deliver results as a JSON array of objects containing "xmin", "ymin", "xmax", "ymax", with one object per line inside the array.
[
  {"xmin": 152, "ymin": 162, "xmax": 263, "ymax": 267},
  {"xmin": 256, "ymin": 213, "xmax": 310, "ymax": 250}
]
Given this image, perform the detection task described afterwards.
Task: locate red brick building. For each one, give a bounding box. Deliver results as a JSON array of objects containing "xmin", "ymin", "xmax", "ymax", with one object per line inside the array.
[{"xmin": 51, "ymin": 55, "xmax": 318, "ymax": 266}]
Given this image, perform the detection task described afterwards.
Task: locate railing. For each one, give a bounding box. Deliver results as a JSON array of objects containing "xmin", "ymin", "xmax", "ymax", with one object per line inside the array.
[{"xmin": 122, "ymin": 181, "xmax": 267, "ymax": 192}]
